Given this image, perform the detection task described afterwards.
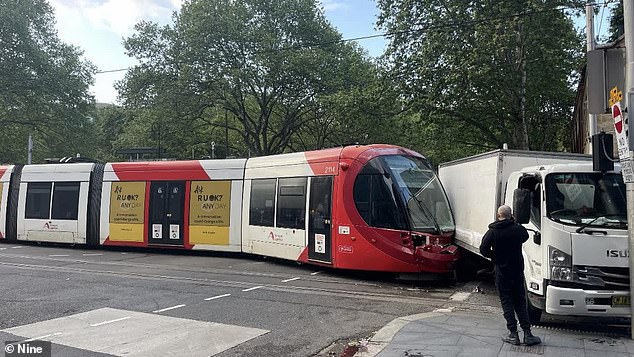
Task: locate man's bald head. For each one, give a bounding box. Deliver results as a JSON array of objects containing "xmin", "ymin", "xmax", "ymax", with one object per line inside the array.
[{"xmin": 497, "ymin": 205, "xmax": 512, "ymax": 220}]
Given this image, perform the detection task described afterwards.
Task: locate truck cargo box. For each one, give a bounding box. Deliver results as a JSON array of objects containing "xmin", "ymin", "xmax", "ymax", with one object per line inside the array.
[{"xmin": 438, "ymin": 149, "xmax": 590, "ymax": 255}]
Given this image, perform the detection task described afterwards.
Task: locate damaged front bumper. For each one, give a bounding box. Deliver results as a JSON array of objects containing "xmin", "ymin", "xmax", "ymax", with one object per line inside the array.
[{"xmin": 415, "ymin": 244, "xmax": 460, "ymax": 273}]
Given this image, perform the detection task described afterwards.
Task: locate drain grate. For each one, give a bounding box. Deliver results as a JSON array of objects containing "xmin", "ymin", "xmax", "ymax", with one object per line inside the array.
[{"xmin": 510, "ymin": 345, "xmax": 545, "ymax": 354}]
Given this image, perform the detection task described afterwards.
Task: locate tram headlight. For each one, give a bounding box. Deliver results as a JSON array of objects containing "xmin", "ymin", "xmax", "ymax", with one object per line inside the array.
[{"xmin": 549, "ymin": 246, "xmax": 574, "ymax": 281}]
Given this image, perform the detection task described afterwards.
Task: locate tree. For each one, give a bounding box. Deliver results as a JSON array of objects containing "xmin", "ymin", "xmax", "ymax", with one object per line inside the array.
[
  {"xmin": 0, "ymin": 0, "xmax": 96, "ymax": 163},
  {"xmin": 608, "ymin": 0, "xmax": 624, "ymax": 42},
  {"xmin": 119, "ymin": 0, "xmax": 382, "ymax": 157},
  {"xmin": 377, "ymin": 0, "xmax": 583, "ymax": 159}
]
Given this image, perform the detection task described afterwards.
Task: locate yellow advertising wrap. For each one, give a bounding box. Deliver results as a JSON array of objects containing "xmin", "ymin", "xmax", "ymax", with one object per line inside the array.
[
  {"xmin": 109, "ymin": 182, "xmax": 146, "ymax": 242},
  {"xmin": 189, "ymin": 181, "xmax": 231, "ymax": 245},
  {"xmin": 109, "ymin": 223, "xmax": 144, "ymax": 242}
]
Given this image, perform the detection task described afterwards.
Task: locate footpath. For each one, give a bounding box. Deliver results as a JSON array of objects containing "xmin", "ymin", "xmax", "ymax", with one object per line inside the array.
[{"xmin": 354, "ymin": 309, "xmax": 634, "ymax": 357}]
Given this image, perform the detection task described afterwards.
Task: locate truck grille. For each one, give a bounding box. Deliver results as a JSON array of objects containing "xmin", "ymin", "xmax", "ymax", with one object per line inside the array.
[{"xmin": 575, "ymin": 265, "xmax": 630, "ymax": 290}]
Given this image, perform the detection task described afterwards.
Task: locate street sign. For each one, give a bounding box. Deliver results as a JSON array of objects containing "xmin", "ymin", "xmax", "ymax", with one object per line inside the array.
[{"xmin": 612, "ymin": 102, "xmax": 634, "ymax": 182}]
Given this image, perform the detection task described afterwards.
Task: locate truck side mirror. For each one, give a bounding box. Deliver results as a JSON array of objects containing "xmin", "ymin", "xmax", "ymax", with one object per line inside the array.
[
  {"xmin": 513, "ymin": 188, "xmax": 531, "ymax": 224},
  {"xmin": 526, "ymin": 228, "xmax": 541, "ymax": 245}
]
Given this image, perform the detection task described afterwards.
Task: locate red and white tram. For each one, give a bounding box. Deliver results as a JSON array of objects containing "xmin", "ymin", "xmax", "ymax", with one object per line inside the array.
[{"xmin": 0, "ymin": 144, "xmax": 458, "ymax": 274}]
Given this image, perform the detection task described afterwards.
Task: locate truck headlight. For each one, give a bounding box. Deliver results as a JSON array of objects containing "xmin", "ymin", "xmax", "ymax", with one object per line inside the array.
[{"xmin": 549, "ymin": 246, "xmax": 575, "ymax": 281}]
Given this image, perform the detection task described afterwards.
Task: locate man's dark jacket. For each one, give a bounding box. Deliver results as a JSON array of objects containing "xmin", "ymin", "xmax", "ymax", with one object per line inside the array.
[{"xmin": 479, "ymin": 218, "xmax": 529, "ymax": 277}]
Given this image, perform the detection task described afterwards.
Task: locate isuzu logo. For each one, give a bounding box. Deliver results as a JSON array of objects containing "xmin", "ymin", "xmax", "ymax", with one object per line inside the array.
[{"xmin": 607, "ymin": 249, "xmax": 629, "ymax": 258}]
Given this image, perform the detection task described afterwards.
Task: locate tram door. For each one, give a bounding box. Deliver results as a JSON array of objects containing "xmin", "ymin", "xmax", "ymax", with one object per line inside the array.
[
  {"xmin": 149, "ymin": 181, "xmax": 185, "ymax": 245},
  {"xmin": 308, "ymin": 176, "xmax": 333, "ymax": 263}
]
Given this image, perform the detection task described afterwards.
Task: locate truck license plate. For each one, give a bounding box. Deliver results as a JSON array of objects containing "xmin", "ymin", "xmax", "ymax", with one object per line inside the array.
[{"xmin": 611, "ymin": 296, "xmax": 630, "ymax": 307}]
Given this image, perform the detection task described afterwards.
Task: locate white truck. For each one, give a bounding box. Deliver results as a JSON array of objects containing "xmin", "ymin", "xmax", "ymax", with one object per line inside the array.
[{"xmin": 438, "ymin": 149, "xmax": 629, "ymax": 322}]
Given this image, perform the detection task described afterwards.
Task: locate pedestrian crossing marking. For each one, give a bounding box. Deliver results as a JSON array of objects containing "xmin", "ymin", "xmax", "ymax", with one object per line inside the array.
[{"xmin": 3, "ymin": 308, "xmax": 269, "ymax": 357}]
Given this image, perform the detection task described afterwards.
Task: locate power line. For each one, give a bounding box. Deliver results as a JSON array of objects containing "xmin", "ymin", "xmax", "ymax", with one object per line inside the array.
[
  {"xmin": 96, "ymin": 68, "xmax": 129, "ymax": 74},
  {"xmin": 95, "ymin": 2, "xmax": 618, "ymax": 75}
]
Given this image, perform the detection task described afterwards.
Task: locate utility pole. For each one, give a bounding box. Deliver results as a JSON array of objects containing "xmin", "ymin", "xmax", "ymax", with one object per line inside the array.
[
  {"xmin": 586, "ymin": 2, "xmax": 598, "ymax": 153},
  {"xmin": 27, "ymin": 134, "xmax": 32, "ymax": 164},
  {"xmin": 624, "ymin": 0, "xmax": 634, "ymax": 341},
  {"xmin": 225, "ymin": 109, "xmax": 229, "ymax": 158}
]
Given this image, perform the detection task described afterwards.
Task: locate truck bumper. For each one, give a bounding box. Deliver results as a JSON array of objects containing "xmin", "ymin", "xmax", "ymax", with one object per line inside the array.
[{"xmin": 546, "ymin": 285, "xmax": 631, "ymax": 317}]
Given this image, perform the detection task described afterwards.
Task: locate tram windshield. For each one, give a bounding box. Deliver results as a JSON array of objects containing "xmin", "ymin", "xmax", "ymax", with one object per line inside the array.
[
  {"xmin": 353, "ymin": 155, "xmax": 455, "ymax": 233},
  {"xmin": 382, "ymin": 155, "xmax": 455, "ymax": 233}
]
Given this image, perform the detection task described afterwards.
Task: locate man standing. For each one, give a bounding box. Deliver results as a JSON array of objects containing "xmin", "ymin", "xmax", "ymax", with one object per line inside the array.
[{"xmin": 479, "ymin": 205, "xmax": 541, "ymax": 346}]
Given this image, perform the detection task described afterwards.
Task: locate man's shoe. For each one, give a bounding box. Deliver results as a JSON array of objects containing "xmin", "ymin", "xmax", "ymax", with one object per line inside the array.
[
  {"xmin": 502, "ymin": 331, "xmax": 520, "ymax": 345},
  {"xmin": 523, "ymin": 330, "xmax": 542, "ymax": 346}
]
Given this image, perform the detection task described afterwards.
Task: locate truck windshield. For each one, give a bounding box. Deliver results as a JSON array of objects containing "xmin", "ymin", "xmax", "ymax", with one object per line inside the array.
[
  {"xmin": 545, "ymin": 173, "xmax": 627, "ymax": 228},
  {"xmin": 382, "ymin": 155, "xmax": 455, "ymax": 233}
]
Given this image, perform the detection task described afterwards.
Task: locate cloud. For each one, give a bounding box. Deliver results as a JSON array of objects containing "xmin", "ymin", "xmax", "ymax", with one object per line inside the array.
[
  {"xmin": 321, "ymin": 0, "xmax": 349, "ymax": 12},
  {"xmin": 50, "ymin": 0, "xmax": 180, "ymax": 38},
  {"xmin": 48, "ymin": 0, "xmax": 182, "ymax": 103},
  {"xmin": 169, "ymin": 0, "xmax": 185, "ymax": 9}
]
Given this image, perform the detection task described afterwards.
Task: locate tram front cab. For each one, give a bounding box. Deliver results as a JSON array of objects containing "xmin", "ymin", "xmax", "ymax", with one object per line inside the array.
[{"xmin": 343, "ymin": 148, "xmax": 458, "ymax": 274}]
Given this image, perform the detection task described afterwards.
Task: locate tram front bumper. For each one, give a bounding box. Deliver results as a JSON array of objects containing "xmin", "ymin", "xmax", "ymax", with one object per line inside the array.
[{"xmin": 415, "ymin": 244, "xmax": 459, "ymax": 273}]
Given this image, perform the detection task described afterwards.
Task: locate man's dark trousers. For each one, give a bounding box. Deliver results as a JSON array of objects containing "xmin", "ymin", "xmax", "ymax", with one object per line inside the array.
[{"xmin": 496, "ymin": 271, "xmax": 531, "ymax": 332}]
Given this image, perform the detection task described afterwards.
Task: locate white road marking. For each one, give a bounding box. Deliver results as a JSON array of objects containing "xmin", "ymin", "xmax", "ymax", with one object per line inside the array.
[
  {"xmin": 449, "ymin": 292, "xmax": 471, "ymax": 302},
  {"xmin": 11, "ymin": 246, "xmax": 22, "ymax": 249},
  {"xmin": 83, "ymin": 253, "xmax": 103, "ymax": 256},
  {"xmin": 204, "ymin": 293, "xmax": 231, "ymax": 301},
  {"xmin": 152, "ymin": 304, "xmax": 186, "ymax": 313},
  {"xmin": 90, "ymin": 316, "xmax": 130, "ymax": 327},
  {"xmin": 2, "ymin": 307, "xmax": 269, "ymax": 357},
  {"xmin": 310, "ymin": 271, "xmax": 322, "ymax": 276},
  {"xmin": 242, "ymin": 286, "xmax": 263, "ymax": 292},
  {"xmin": 0, "ymin": 247, "xmax": 6, "ymax": 250},
  {"xmin": 21, "ymin": 332, "xmax": 62, "ymax": 343},
  {"xmin": 281, "ymin": 277, "xmax": 300, "ymax": 283},
  {"xmin": 433, "ymin": 308, "xmax": 454, "ymax": 313},
  {"xmin": 121, "ymin": 252, "xmax": 128, "ymax": 254},
  {"xmin": 49, "ymin": 254, "xmax": 70, "ymax": 257}
]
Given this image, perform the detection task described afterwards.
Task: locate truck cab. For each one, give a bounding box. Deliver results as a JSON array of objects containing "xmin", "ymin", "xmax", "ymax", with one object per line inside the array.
[{"xmin": 507, "ymin": 163, "xmax": 628, "ymax": 322}]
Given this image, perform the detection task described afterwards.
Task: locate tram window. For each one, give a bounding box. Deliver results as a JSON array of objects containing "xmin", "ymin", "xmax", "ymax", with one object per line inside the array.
[
  {"xmin": 354, "ymin": 175, "xmax": 371, "ymax": 223},
  {"xmin": 276, "ymin": 177, "xmax": 307, "ymax": 229},
  {"xmin": 51, "ymin": 182, "xmax": 80, "ymax": 220},
  {"xmin": 25, "ymin": 182, "xmax": 52, "ymax": 219},
  {"xmin": 250, "ymin": 179, "xmax": 276, "ymax": 226},
  {"xmin": 354, "ymin": 174, "xmax": 407, "ymax": 230}
]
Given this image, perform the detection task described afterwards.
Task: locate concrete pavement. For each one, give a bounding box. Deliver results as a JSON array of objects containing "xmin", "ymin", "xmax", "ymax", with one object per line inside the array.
[{"xmin": 355, "ymin": 310, "xmax": 634, "ymax": 357}]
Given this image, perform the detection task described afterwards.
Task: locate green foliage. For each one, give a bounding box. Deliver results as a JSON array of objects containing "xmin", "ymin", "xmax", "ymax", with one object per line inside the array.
[
  {"xmin": 119, "ymin": 0, "xmax": 392, "ymax": 157},
  {"xmin": 608, "ymin": 0, "xmax": 624, "ymax": 42},
  {"xmin": 377, "ymin": 0, "xmax": 584, "ymax": 162},
  {"xmin": 0, "ymin": 0, "xmax": 96, "ymax": 163}
]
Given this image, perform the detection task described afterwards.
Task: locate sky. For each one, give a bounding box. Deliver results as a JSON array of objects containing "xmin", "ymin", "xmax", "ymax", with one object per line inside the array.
[
  {"xmin": 48, "ymin": 1, "xmax": 617, "ymax": 105},
  {"xmin": 48, "ymin": 0, "xmax": 386, "ymax": 104}
]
